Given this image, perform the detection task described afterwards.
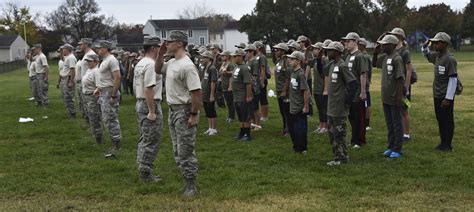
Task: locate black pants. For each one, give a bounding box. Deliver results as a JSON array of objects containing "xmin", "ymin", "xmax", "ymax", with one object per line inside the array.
[
  {"xmin": 434, "ymin": 98, "xmax": 455, "ymax": 149},
  {"xmin": 383, "ymin": 104, "xmax": 403, "ymax": 152},
  {"xmin": 288, "ymin": 112, "xmax": 308, "ymax": 152},
  {"xmin": 314, "ymin": 94, "xmax": 328, "ymax": 123},
  {"xmin": 277, "ymin": 97, "xmax": 290, "ymax": 132},
  {"xmin": 307, "ymin": 78, "xmax": 313, "ymax": 116},
  {"xmin": 349, "ymin": 101, "xmax": 366, "ymax": 146},
  {"xmin": 223, "ymin": 91, "xmax": 235, "ymax": 119},
  {"xmin": 127, "ymin": 80, "xmax": 134, "ymax": 96}
]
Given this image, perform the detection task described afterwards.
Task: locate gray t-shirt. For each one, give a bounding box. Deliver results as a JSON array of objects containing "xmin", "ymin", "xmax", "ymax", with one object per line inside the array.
[
  {"xmin": 35, "ymin": 53, "xmax": 48, "ymax": 74},
  {"xmin": 162, "ymin": 56, "xmax": 201, "ymax": 105},
  {"xmin": 133, "ymin": 57, "xmax": 162, "ymax": 100},
  {"xmin": 82, "ymin": 67, "xmax": 100, "ymax": 94},
  {"xmin": 60, "ymin": 54, "xmax": 77, "ymax": 77}
]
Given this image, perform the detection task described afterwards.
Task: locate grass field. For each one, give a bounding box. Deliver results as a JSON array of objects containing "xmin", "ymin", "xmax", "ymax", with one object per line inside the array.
[{"xmin": 0, "ymin": 51, "xmax": 473, "ymax": 210}]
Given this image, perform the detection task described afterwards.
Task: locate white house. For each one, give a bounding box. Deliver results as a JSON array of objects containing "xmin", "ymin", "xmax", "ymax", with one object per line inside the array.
[
  {"xmin": 223, "ymin": 21, "xmax": 249, "ymax": 51},
  {"xmin": 143, "ymin": 19, "xmax": 209, "ymax": 46},
  {"xmin": 0, "ymin": 35, "xmax": 29, "ymax": 62}
]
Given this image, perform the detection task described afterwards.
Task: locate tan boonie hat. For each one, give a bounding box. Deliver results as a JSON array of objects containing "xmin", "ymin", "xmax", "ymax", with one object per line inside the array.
[
  {"xmin": 244, "ymin": 44, "xmax": 257, "ymax": 51},
  {"xmin": 323, "ymin": 39, "xmax": 333, "ymax": 48},
  {"xmin": 130, "ymin": 52, "xmax": 138, "ymax": 57},
  {"xmin": 78, "ymin": 38, "xmax": 93, "ymax": 45},
  {"xmin": 219, "ymin": 51, "xmax": 231, "ymax": 56},
  {"xmin": 84, "ymin": 54, "xmax": 100, "ymax": 62},
  {"xmin": 165, "ymin": 30, "xmax": 188, "ymax": 43},
  {"xmin": 95, "ymin": 40, "xmax": 113, "ymax": 49},
  {"xmin": 429, "ymin": 32, "xmax": 451, "ymax": 43},
  {"xmin": 341, "ymin": 32, "xmax": 360, "ymax": 41},
  {"xmin": 231, "ymin": 49, "xmax": 246, "ymax": 57},
  {"xmin": 235, "ymin": 42, "xmax": 246, "ymax": 49},
  {"xmin": 358, "ymin": 38, "xmax": 368, "ymax": 46},
  {"xmin": 388, "ymin": 28, "xmax": 406, "ymax": 39},
  {"xmin": 378, "ymin": 35, "xmax": 399, "ymax": 45},
  {"xmin": 311, "ymin": 42, "xmax": 324, "ymax": 49},
  {"xmin": 286, "ymin": 39, "xmax": 295, "ymax": 45},
  {"xmin": 200, "ymin": 51, "xmax": 214, "ymax": 59},
  {"xmin": 253, "ymin": 41, "xmax": 264, "ymax": 49},
  {"xmin": 324, "ymin": 41, "xmax": 344, "ymax": 53},
  {"xmin": 296, "ymin": 35, "xmax": 308, "ymax": 43},
  {"xmin": 143, "ymin": 35, "xmax": 161, "ymax": 46},
  {"xmin": 286, "ymin": 51, "xmax": 305, "ymax": 61},
  {"xmin": 272, "ymin": 43, "xmax": 289, "ymax": 51},
  {"xmin": 33, "ymin": 44, "xmax": 42, "ymax": 49}
]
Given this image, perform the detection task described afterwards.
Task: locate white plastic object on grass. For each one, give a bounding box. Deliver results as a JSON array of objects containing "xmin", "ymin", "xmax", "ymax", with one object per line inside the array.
[
  {"xmin": 268, "ymin": 89, "xmax": 276, "ymax": 97},
  {"xmin": 19, "ymin": 117, "xmax": 34, "ymax": 123}
]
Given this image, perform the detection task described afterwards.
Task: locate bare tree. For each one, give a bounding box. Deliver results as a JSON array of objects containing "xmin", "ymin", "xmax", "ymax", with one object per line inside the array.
[{"xmin": 177, "ymin": 0, "xmax": 216, "ymax": 19}]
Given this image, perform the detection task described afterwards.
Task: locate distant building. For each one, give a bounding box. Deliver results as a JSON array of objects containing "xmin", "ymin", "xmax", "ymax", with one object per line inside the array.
[
  {"xmin": 143, "ymin": 19, "xmax": 209, "ymax": 46},
  {"xmin": 209, "ymin": 31, "xmax": 225, "ymax": 50},
  {"xmin": 222, "ymin": 21, "xmax": 249, "ymax": 51},
  {"xmin": 0, "ymin": 35, "xmax": 29, "ymax": 62}
]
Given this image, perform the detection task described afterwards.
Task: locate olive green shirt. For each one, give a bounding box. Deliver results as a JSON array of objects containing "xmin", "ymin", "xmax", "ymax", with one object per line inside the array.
[
  {"xmin": 219, "ymin": 62, "xmax": 235, "ymax": 91},
  {"xmin": 327, "ymin": 60, "xmax": 356, "ymax": 117},
  {"xmin": 289, "ymin": 67, "xmax": 309, "ymax": 114},
  {"xmin": 344, "ymin": 50, "xmax": 368, "ymax": 102},
  {"xmin": 425, "ymin": 51, "xmax": 458, "ymax": 99},
  {"xmin": 274, "ymin": 57, "xmax": 290, "ymax": 97},
  {"xmin": 396, "ymin": 46, "xmax": 411, "ymax": 76},
  {"xmin": 201, "ymin": 64, "xmax": 218, "ymax": 102},
  {"xmin": 313, "ymin": 56, "xmax": 330, "ymax": 95},
  {"xmin": 247, "ymin": 58, "xmax": 260, "ymax": 95},
  {"xmin": 376, "ymin": 52, "xmax": 405, "ymax": 105},
  {"xmin": 232, "ymin": 64, "xmax": 252, "ymax": 102}
]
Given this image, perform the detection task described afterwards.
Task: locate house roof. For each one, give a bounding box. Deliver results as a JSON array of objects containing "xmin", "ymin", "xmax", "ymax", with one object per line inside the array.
[
  {"xmin": 0, "ymin": 35, "xmax": 19, "ymax": 49},
  {"xmin": 224, "ymin": 21, "xmax": 239, "ymax": 30},
  {"xmin": 149, "ymin": 19, "xmax": 208, "ymax": 30}
]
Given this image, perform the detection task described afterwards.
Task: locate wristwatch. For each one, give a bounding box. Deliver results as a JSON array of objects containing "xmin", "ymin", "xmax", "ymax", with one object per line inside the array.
[{"xmin": 190, "ymin": 112, "xmax": 198, "ymax": 116}]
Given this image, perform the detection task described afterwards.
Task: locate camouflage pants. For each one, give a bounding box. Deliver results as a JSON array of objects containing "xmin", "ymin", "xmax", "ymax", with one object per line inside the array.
[
  {"xmin": 76, "ymin": 82, "xmax": 87, "ymax": 119},
  {"xmin": 136, "ymin": 99, "xmax": 163, "ymax": 173},
  {"xmin": 60, "ymin": 77, "xmax": 76, "ymax": 116},
  {"xmin": 29, "ymin": 76, "xmax": 40, "ymax": 101},
  {"xmin": 35, "ymin": 73, "xmax": 49, "ymax": 105},
  {"xmin": 83, "ymin": 94, "xmax": 103, "ymax": 141},
  {"xmin": 99, "ymin": 87, "xmax": 122, "ymax": 147},
  {"xmin": 328, "ymin": 116, "xmax": 349, "ymax": 162},
  {"xmin": 168, "ymin": 105, "xmax": 198, "ymax": 180}
]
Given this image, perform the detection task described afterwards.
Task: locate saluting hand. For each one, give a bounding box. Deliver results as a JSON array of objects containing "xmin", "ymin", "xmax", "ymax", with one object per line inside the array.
[{"xmin": 157, "ymin": 45, "xmax": 167, "ymax": 58}]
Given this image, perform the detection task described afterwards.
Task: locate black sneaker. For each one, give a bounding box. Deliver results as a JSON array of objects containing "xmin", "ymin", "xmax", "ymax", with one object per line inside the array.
[
  {"xmin": 436, "ymin": 145, "xmax": 453, "ymax": 152},
  {"xmin": 239, "ymin": 135, "xmax": 251, "ymax": 141}
]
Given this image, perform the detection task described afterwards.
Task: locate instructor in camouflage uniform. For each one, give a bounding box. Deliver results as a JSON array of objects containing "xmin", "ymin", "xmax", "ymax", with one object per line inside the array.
[
  {"xmin": 59, "ymin": 44, "xmax": 77, "ymax": 118},
  {"xmin": 133, "ymin": 36, "xmax": 164, "ymax": 182},
  {"xmin": 82, "ymin": 54, "xmax": 103, "ymax": 144},
  {"xmin": 155, "ymin": 31, "xmax": 202, "ymax": 197}
]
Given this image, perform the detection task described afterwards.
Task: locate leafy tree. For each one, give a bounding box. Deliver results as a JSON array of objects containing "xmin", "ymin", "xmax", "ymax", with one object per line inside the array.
[
  {"xmin": 461, "ymin": 0, "xmax": 474, "ymax": 38},
  {"xmin": 0, "ymin": 1, "xmax": 39, "ymax": 45}
]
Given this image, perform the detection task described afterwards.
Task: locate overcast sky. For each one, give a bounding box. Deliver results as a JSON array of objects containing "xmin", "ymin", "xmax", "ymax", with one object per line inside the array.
[{"xmin": 11, "ymin": 0, "xmax": 470, "ymax": 25}]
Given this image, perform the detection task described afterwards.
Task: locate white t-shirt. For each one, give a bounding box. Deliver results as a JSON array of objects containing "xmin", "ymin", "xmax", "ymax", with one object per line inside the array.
[
  {"xmin": 35, "ymin": 53, "xmax": 48, "ymax": 74},
  {"xmin": 75, "ymin": 60, "xmax": 83, "ymax": 81},
  {"xmin": 82, "ymin": 49, "xmax": 97, "ymax": 78},
  {"xmin": 163, "ymin": 56, "xmax": 201, "ymax": 105},
  {"xmin": 133, "ymin": 57, "xmax": 162, "ymax": 100},
  {"xmin": 97, "ymin": 54, "xmax": 120, "ymax": 88},
  {"xmin": 28, "ymin": 60, "xmax": 37, "ymax": 77},
  {"xmin": 60, "ymin": 54, "xmax": 77, "ymax": 77},
  {"xmin": 82, "ymin": 67, "xmax": 100, "ymax": 94}
]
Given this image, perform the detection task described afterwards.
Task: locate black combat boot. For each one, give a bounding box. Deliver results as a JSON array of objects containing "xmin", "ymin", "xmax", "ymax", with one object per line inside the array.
[{"xmin": 182, "ymin": 178, "xmax": 197, "ymax": 197}]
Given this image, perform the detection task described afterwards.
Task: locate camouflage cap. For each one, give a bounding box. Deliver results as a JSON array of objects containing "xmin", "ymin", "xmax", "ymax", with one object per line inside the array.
[
  {"xmin": 311, "ymin": 42, "xmax": 324, "ymax": 49},
  {"xmin": 200, "ymin": 51, "xmax": 214, "ymax": 59},
  {"xmin": 143, "ymin": 35, "xmax": 161, "ymax": 46},
  {"xmin": 33, "ymin": 44, "xmax": 43, "ymax": 49},
  {"xmin": 244, "ymin": 44, "xmax": 257, "ymax": 51},
  {"xmin": 235, "ymin": 42, "xmax": 247, "ymax": 49},
  {"xmin": 165, "ymin": 30, "xmax": 188, "ymax": 43},
  {"xmin": 62, "ymin": 44, "xmax": 74, "ymax": 51},
  {"xmin": 286, "ymin": 51, "xmax": 305, "ymax": 61},
  {"xmin": 378, "ymin": 35, "xmax": 399, "ymax": 45},
  {"xmin": 78, "ymin": 38, "xmax": 93, "ymax": 45},
  {"xmin": 388, "ymin": 28, "xmax": 406, "ymax": 39},
  {"xmin": 272, "ymin": 43, "xmax": 289, "ymax": 51},
  {"xmin": 322, "ymin": 39, "xmax": 333, "ymax": 48},
  {"xmin": 296, "ymin": 35, "xmax": 308, "ymax": 43},
  {"xmin": 288, "ymin": 41, "xmax": 300, "ymax": 50},
  {"xmin": 323, "ymin": 41, "xmax": 344, "ymax": 53},
  {"xmin": 230, "ymin": 48, "xmax": 246, "ymax": 57},
  {"xmin": 219, "ymin": 51, "xmax": 232, "ymax": 56},
  {"xmin": 358, "ymin": 38, "xmax": 368, "ymax": 46},
  {"xmin": 95, "ymin": 40, "xmax": 113, "ymax": 49},
  {"xmin": 253, "ymin": 41, "xmax": 265, "ymax": 49},
  {"xmin": 341, "ymin": 32, "xmax": 360, "ymax": 41},
  {"xmin": 84, "ymin": 53, "xmax": 100, "ymax": 62},
  {"xmin": 429, "ymin": 32, "xmax": 451, "ymax": 43}
]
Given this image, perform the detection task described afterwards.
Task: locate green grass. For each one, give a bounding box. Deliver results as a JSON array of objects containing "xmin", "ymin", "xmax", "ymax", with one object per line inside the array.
[{"xmin": 0, "ymin": 53, "xmax": 473, "ymax": 210}]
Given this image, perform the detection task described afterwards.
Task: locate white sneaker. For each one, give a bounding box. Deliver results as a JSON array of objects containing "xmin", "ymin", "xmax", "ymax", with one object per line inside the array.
[
  {"xmin": 260, "ymin": 117, "xmax": 269, "ymax": 121},
  {"xmin": 203, "ymin": 128, "xmax": 211, "ymax": 135},
  {"xmin": 251, "ymin": 123, "xmax": 262, "ymax": 129},
  {"xmin": 313, "ymin": 128, "xmax": 321, "ymax": 133},
  {"xmin": 352, "ymin": 144, "xmax": 361, "ymax": 149},
  {"xmin": 366, "ymin": 126, "xmax": 372, "ymax": 131},
  {"xmin": 208, "ymin": 129, "xmax": 218, "ymax": 136},
  {"xmin": 318, "ymin": 128, "xmax": 328, "ymax": 134}
]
